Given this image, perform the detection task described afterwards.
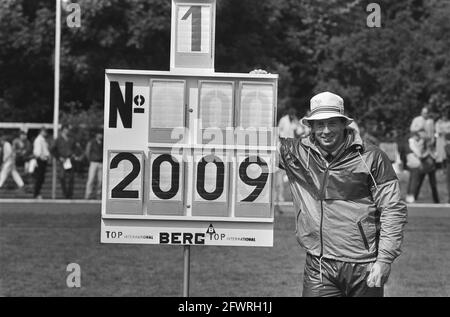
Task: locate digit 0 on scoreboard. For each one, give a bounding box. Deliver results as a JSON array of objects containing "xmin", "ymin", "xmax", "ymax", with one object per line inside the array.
[
  {"xmin": 234, "ymin": 151, "xmax": 273, "ymax": 218},
  {"xmin": 106, "ymin": 150, "xmax": 144, "ymax": 215},
  {"xmin": 148, "ymin": 148, "xmax": 184, "ymax": 215},
  {"xmin": 192, "ymin": 149, "xmax": 230, "ymax": 216}
]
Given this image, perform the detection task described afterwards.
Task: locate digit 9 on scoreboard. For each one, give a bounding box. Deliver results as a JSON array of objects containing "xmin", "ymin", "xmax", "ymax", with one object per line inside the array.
[{"xmin": 234, "ymin": 151, "xmax": 273, "ymax": 218}]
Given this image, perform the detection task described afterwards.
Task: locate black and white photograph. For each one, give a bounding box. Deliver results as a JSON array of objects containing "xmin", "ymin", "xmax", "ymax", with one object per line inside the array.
[{"xmin": 0, "ymin": 0, "xmax": 449, "ymax": 301}]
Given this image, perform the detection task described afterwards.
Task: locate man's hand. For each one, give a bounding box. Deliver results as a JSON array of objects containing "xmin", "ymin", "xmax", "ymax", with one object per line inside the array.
[
  {"xmin": 367, "ymin": 261, "xmax": 391, "ymax": 287},
  {"xmin": 249, "ymin": 69, "xmax": 269, "ymax": 74}
]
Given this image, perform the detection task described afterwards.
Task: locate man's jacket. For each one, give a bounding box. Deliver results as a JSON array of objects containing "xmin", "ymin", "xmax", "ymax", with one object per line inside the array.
[{"xmin": 279, "ymin": 129, "xmax": 407, "ymax": 263}]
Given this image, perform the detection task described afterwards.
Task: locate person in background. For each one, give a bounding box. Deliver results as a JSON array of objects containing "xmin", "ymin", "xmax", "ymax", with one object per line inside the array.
[
  {"xmin": 32, "ymin": 127, "xmax": 50, "ymax": 199},
  {"xmin": 435, "ymin": 108, "xmax": 450, "ymax": 203},
  {"xmin": 446, "ymin": 133, "xmax": 450, "ymax": 204},
  {"xmin": 0, "ymin": 135, "xmax": 25, "ymax": 190},
  {"xmin": 410, "ymin": 107, "xmax": 435, "ymax": 144},
  {"xmin": 405, "ymin": 130, "xmax": 424, "ymax": 203},
  {"xmin": 84, "ymin": 129, "xmax": 103, "ymax": 200},
  {"xmin": 379, "ymin": 130, "xmax": 402, "ymax": 175},
  {"xmin": 435, "ymin": 109, "xmax": 450, "ymax": 169},
  {"xmin": 52, "ymin": 125, "xmax": 76, "ymax": 199},
  {"xmin": 13, "ymin": 130, "xmax": 32, "ymax": 186},
  {"xmin": 406, "ymin": 129, "xmax": 439, "ymax": 203}
]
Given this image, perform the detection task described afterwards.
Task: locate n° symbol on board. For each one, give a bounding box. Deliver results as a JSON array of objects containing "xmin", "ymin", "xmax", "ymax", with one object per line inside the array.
[{"xmin": 134, "ymin": 95, "xmax": 145, "ymax": 114}]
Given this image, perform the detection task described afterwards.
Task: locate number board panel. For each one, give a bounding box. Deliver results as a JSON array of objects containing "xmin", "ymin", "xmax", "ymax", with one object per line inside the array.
[{"xmin": 102, "ymin": 69, "xmax": 278, "ymax": 247}]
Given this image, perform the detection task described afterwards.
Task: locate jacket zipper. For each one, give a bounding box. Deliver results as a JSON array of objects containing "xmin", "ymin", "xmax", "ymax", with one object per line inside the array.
[
  {"xmin": 357, "ymin": 221, "xmax": 370, "ymax": 251},
  {"xmin": 319, "ymin": 168, "xmax": 329, "ymax": 257}
]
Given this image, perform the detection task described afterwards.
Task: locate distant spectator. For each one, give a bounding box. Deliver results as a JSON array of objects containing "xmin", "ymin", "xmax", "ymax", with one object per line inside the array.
[
  {"xmin": 435, "ymin": 108, "xmax": 450, "ymax": 203},
  {"xmin": 446, "ymin": 133, "xmax": 450, "ymax": 204},
  {"xmin": 52, "ymin": 125, "xmax": 76, "ymax": 199},
  {"xmin": 33, "ymin": 127, "xmax": 50, "ymax": 199},
  {"xmin": 0, "ymin": 135, "xmax": 25, "ymax": 190},
  {"xmin": 84, "ymin": 130, "xmax": 103, "ymax": 200},
  {"xmin": 435, "ymin": 109, "xmax": 450, "ymax": 168},
  {"xmin": 379, "ymin": 130, "xmax": 402, "ymax": 175},
  {"xmin": 72, "ymin": 140, "xmax": 86, "ymax": 176},
  {"xmin": 410, "ymin": 107, "xmax": 435, "ymax": 144},
  {"xmin": 278, "ymin": 108, "xmax": 298, "ymax": 138},
  {"xmin": 406, "ymin": 129, "xmax": 439, "ymax": 203},
  {"xmin": 13, "ymin": 130, "xmax": 32, "ymax": 184}
]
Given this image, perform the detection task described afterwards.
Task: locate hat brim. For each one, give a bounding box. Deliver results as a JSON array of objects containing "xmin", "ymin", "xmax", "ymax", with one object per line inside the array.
[{"xmin": 302, "ymin": 112, "xmax": 353, "ymax": 126}]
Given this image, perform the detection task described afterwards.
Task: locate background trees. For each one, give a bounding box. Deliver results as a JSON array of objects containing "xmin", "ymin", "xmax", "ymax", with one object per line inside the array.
[{"xmin": 0, "ymin": 0, "xmax": 449, "ymax": 137}]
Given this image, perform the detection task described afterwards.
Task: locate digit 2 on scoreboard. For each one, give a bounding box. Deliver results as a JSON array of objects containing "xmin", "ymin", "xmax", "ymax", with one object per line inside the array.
[{"xmin": 106, "ymin": 150, "xmax": 144, "ymax": 215}]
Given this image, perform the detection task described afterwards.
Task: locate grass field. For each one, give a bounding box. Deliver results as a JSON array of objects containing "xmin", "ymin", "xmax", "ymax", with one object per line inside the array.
[{"xmin": 0, "ymin": 202, "xmax": 449, "ymax": 297}]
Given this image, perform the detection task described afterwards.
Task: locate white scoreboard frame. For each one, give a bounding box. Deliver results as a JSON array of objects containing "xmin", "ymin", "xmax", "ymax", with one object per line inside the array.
[{"xmin": 101, "ymin": 69, "xmax": 278, "ymax": 247}]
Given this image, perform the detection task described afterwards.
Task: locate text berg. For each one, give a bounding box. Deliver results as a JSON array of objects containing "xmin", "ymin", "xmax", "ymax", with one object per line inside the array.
[{"xmin": 159, "ymin": 232, "xmax": 205, "ymax": 245}]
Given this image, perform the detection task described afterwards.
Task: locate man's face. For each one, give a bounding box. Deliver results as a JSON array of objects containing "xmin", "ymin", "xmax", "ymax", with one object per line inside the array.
[
  {"xmin": 421, "ymin": 108, "xmax": 429, "ymax": 119},
  {"xmin": 312, "ymin": 117, "xmax": 347, "ymax": 153}
]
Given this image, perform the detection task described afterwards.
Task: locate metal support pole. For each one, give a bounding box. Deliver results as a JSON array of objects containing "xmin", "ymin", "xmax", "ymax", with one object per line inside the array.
[
  {"xmin": 183, "ymin": 245, "xmax": 190, "ymax": 297},
  {"xmin": 52, "ymin": 0, "xmax": 61, "ymax": 199}
]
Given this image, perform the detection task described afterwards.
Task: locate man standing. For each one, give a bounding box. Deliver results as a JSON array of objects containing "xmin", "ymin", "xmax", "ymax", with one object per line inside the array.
[
  {"xmin": 52, "ymin": 125, "xmax": 76, "ymax": 199},
  {"xmin": 278, "ymin": 92, "xmax": 407, "ymax": 297},
  {"xmin": 33, "ymin": 127, "xmax": 51, "ymax": 199},
  {"xmin": 84, "ymin": 130, "xmax": 103, "ymax": 200}
]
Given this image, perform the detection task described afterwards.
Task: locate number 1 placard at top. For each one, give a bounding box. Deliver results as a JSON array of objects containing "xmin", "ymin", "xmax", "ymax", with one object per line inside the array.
[
  {"xmin": 177, "ymin": 5, "xmax": 211, "ymax": 53},
  {"xmin": 171, "ymin": 0, "xmax": 215, "ymax": 70}
]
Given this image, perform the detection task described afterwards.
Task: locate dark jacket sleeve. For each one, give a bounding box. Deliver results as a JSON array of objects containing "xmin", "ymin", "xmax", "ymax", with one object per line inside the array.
[{"xmin": 370, "ymin": 149, "xmax": 408, "ymax": 263}]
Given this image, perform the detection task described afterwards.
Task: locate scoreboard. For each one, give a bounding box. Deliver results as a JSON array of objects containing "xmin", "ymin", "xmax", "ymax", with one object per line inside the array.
[{"xmin": 101, "ymin": 0, "xmax": 278, "ymax": 247}]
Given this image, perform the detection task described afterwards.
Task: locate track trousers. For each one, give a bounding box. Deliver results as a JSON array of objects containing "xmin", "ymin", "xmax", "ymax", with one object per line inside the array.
[{"xmin": 302, "ymin": 253, "xmax": 384, "ymax": 297}]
